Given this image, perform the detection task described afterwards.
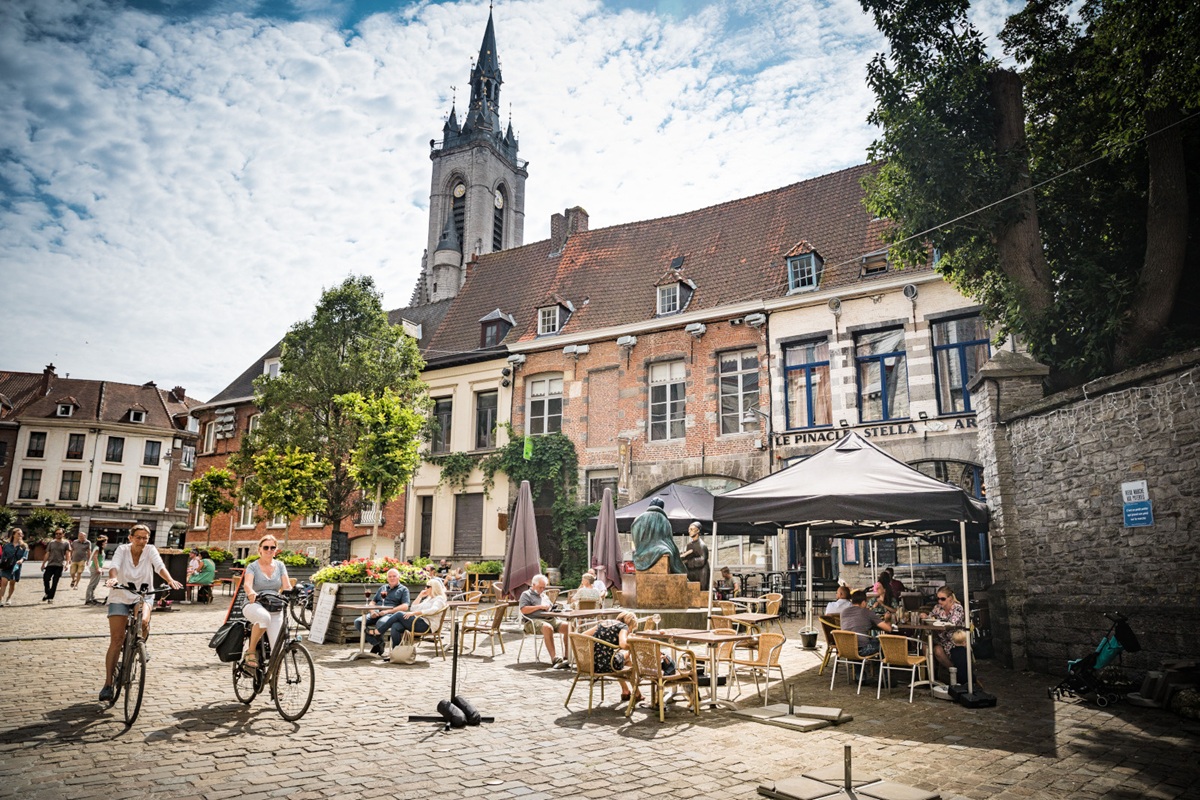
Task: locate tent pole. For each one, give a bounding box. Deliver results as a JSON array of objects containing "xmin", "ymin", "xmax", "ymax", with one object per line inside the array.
[
  {"xmin": 907, "ymin": 537, "xmax": 916, "ymax": 585},
  {"xmin": 961, "ymin": 520, "xmax": 973, "ymax": 694},
  {"xmin": 707, "ymin": 522, "xmax": 718, "ymax": 615},
  {"xmin": 805, "ymin": 526, "xmax": 813, "ymax": 633}
]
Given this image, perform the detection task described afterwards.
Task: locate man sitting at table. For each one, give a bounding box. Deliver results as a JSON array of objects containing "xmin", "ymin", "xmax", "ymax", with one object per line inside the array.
[
  {"xmin": 824, "ymin": 585, "xmax": 853, "ymax": 615},
  {"xmin": 520, "ymin": 573, "xmax": 570, "ymax": 669},
  {"xmin": 573, "ymin": 572, "xmax": 603, "ymax": 606},
  {"xmin": 356, "ymin": 568, "xmax": 410, "ymax": 656},
  {"xmin": 839, "ymin": 590, "xmax": 894, "ymax": 656},
  {"xmin": 714, "ymin": 566, "xmax": 737, "ymax": 600}
]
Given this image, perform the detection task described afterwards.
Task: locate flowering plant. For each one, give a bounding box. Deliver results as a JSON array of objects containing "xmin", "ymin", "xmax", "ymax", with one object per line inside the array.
[{"xmin": 312, "ymin": 557, "xmax": 430, "ymax": 585}]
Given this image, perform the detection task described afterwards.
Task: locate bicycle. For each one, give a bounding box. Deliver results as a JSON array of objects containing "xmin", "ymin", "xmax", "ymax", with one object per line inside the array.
[
  {"xmin": 289, "ymin": 581, "xmax": 314, "ymax": 629},
  {"xmin": 232, "ymin": 588, "xmax": 315, "ymax": 721},
  {"xmin": 103, "ymin": 583, "xmax": 166, "ymax": 726}
]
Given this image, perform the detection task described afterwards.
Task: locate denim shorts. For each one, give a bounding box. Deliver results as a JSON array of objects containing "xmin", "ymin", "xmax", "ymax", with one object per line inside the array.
[{"xmin": 108, "ymin": 602, "xmax": 136, "ymax": 618}]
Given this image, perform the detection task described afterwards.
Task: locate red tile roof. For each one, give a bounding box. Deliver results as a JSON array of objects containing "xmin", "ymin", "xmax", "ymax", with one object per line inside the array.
[{"xmin": 427, "ymin": 164, "xmax": 927, "ymax": 358}]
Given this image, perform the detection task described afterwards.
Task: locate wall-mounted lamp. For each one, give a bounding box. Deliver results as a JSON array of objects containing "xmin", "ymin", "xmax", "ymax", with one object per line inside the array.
[
  {"xmin": 501, "ymin": 379, "xmax": 511, "ymax": 388},
  {"xmin": 563, "ymin": 344, "xmax": 590, "ymax": 356},
  {"xmin": 501, "ymin": 367, "xmax": 512, "ymax": 377},
  {"xmin": 839, "ymin": 419, "xmax": 850, "ymax": 428},
  {"xmin": 616, "ymin": 335, "xmax": 637, "ymax": 348},
  {"xmin": 918, "ymin": 411, "xmax": 929, "ymax": 420},
  {"xmin": 506, "ymin": 353, "xmax": 526, "ymax": 365}
]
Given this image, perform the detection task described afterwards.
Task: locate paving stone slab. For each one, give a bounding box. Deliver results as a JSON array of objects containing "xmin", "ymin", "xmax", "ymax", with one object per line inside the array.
[{"xmin": 758, "ymin": 776, "xmax": 846, "ymax": 800}]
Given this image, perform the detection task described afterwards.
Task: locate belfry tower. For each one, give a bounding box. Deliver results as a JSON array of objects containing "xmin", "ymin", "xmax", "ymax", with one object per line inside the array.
[{"xmin": 411, "ymin": 9, "xmax": 528, "ymax": 305}]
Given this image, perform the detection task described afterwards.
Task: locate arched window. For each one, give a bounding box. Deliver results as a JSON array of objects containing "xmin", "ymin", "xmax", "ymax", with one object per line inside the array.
[
  {"xmin": 450, "ymin": 180, "xmax": 466, "ymax": 247},
  {"xmin": 491, "ymin": 185, "xmax": 507, "ymax": 251}
]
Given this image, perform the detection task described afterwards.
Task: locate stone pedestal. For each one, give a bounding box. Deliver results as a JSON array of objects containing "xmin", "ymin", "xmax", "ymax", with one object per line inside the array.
[{"xmin": 626, "ymin": 557, "xmax": 703, "ymax": 609}]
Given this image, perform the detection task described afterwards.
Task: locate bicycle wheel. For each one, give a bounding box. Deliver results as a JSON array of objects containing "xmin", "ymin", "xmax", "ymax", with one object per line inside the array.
[
  {"xmin": 232, "ymin": 656, "xmax": 261, "ymax": 704},
  {"xmin": 122, "ymin": 642, "xmax": 147, "ymax": 726},
  {"xmin": 290, "ymin": 597, "xmax": 310, "ymax": 629},
  {"xmin": 272, "ymin": 641, "xmax": 315, "ymax": 721}
]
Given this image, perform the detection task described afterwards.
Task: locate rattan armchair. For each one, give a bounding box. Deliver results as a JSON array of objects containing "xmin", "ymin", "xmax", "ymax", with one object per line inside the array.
[
  {"xmin": 829, "ymin": 629, "xmax": 881, "ymax": 694},
  {"xmin": 625, "ymin": 637, "xmax": 700, "ymax": 722},
  {"xmin": 460, "ymin": 602, "xmax": 509, "ymax": 658},
  {"xmin": 876, "ymin": 634, "xmax": 928, "ymax": 702},
  {"xmin": 728, "ymin": 632, "xmax": 786, "ymax": 706},
  {"xmin": 565, "ymin": 633, "xmax": 631, "ymax": 715}
]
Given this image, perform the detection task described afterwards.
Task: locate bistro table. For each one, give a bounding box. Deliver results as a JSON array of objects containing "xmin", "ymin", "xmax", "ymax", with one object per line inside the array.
[
  {"xmin": 638, "ymin": 628, "xmax": 756, "ymax": 709},
  {"xmin": 894, "ymin": 619, "xmax": 965, "ymax": 695},
  {"xmin": 720, "ymin": 611, "xmax": 781, "ymax": 635},
  {"xmin": 729, "ymin": 596, "xmax": 769, "ymax": 612},
  {"xmin": 338, "ymin": 603, "xmax": 392, "ymax": 661}
]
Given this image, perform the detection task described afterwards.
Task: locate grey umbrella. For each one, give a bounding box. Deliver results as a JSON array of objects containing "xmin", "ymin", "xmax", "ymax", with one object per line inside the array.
[
  {"xmin": 500, "ymin": 480, "xmax": 541, "ymax": 600},
  {"xmin": 591, "ymin": 487, "xmax": 622, "ymax": 597}
]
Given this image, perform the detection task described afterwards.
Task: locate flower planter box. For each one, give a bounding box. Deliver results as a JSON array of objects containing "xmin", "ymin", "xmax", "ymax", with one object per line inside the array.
[{"xmin": 321, "ymin": 582, "xmax": 380, "ymax": 645}]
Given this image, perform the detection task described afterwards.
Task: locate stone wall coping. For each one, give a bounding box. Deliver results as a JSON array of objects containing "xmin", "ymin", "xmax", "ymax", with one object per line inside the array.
[{"xmin": 993, "ymin": 346, "xmax": 1200, "ymax": 423}]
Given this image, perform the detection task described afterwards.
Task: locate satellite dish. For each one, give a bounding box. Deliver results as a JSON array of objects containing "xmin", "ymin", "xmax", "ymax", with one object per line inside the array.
[{"xmin": 827, "ymin": 297, "xmax": 842, "ymax": 315}]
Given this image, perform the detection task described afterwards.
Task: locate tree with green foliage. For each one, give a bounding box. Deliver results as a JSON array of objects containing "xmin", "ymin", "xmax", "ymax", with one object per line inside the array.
[
  {"xmin": 189, "ymin": 467, "xmax": 238, "ymax": 547},
  {"xmin": 23, "ymin": 508, "xmax": 76, "ymax": 543},
  {"xmin": 338, "ymin": 388, "xmax": 425, "ymax": 560},
  {"xmin": 232, "ymin": 276, "xmax": 428, "ymax": 560},
  {"xmin": 859, "ymin": 0, "xmax": 1199, "ymax": 388},
  {"xmin": 241, "ymin": 446, "xmax": 331, "ymax": 551},
  {"xmin": 0, "ymin": 506, "xmax": 16, "ymax": 534}
]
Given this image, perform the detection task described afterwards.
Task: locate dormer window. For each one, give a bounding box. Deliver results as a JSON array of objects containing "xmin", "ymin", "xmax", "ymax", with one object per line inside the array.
[
  {"xmin": 538, "ymin": 306, "xmax": 561, "ymax": 335},
  {"xmin": 56, "ymin": 404, "xmax": 74, "ymax": 417},
  {"xmin": 479, "ymin": 309, "xmax": 515, "ymax": 348},
  {"xmin": 657, "ymin": 284, "xmax": 680, "ymax": 315},
  {"xmin": 129, "ymin": 410, "xmax": 146, "ymax": 424},
  {"xmin": 788, "ymin": 252, "xmax": 824, "ymax": 292},
  {"xmin": 862, "ymin": 250, "xmax": 889, "ymax": 275},
  {"xmin": 263, "ymin": 358, "xmax": 281, "ymax": 379}
]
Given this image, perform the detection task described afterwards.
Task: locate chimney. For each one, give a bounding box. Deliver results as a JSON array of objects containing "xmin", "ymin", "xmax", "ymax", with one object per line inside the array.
[
  {"xmin": 41, "ymin": 363, "xmax": 56, "ymax": 395},
  {"xmin": 549, "ymin": 207, "xmax": 589, "ymax": 255},
  {"xmin": 171, "ymin": 386, "xmax": 187, "ymax": 403}
]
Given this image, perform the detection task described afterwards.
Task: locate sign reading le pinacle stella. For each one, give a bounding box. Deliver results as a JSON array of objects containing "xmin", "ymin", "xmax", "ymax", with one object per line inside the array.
[{"xmin": 774, "ymin": 417, "xmax": 977, "ymax": 449}]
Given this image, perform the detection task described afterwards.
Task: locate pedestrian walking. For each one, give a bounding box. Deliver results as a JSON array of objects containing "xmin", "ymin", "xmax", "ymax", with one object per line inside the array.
[
  {"xmin": 42, "ymin": 528, "xmax": 71, "ymax": 602},
  {"xmin": 0, "ymin": 528, "xmax": 30, "ymax": 607},
  {"xmin": 69, "ymin": 530, "xmax": 90, "ymax": 588},
  {"xmin": 84, "ymin": 536, "xmax": 108, "ymax": 605}
]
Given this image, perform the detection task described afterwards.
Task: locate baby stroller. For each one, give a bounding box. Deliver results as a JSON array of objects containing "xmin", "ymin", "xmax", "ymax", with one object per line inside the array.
[{"xmin": 1048, "ymin": 611, "xmax": 1140, "ymax": 707}]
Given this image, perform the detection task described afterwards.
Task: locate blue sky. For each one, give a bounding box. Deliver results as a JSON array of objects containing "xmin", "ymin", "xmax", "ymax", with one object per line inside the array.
[{"xmin": 0, "ymin": 0, "xmax": 1019, "ymax": 400}]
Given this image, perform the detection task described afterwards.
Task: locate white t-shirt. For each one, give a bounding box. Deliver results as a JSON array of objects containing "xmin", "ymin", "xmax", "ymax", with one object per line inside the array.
[
  {"xmin": 825, "ymin": 598, "xmax": 853, "ymax": 615},
  {"xmin": 108, "ymin": 544, "xmax": 166, "ymax": 605}
]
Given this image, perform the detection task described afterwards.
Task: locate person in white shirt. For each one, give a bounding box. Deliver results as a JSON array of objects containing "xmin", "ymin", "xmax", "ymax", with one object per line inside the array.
[
  {"xmin": 824, "ymin": 585, "xmax": 853, "ymax": 615},
  {"xmin": 99, "ymin": 524, "xmax": 182, "ymax": 701},
  {"xmin": 387, "ymin": 577, "xmax": 448, "ymax": 654}
]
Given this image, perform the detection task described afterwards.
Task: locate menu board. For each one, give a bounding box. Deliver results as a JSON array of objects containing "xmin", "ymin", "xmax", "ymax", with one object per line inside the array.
[
  {"xmin": 223, "ymin": 574, "xmax": 248, "ymax": 624},
  {"xmin": 306, "ymin": 584, "xmax": 340, "ymax": 645}
]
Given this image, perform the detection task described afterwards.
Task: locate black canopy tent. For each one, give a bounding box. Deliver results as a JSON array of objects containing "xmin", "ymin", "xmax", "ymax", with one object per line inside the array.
[{"xmin": 712, "ymin": 432, "xmax": 989, "ymax": 692}]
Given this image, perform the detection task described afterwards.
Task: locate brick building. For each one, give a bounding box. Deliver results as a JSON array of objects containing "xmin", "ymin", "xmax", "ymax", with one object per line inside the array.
[{"xmin": 0, "ymin": 364, "xmax": 200, "ymax": 549}]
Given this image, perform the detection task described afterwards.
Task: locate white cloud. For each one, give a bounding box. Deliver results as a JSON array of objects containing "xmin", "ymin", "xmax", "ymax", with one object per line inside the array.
[{"xmin": 0, "ymin": 0, "xmax": 1019, "ymax": 399}]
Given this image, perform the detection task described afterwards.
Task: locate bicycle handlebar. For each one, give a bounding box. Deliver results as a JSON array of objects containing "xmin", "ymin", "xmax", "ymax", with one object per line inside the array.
[{"xmin": 111, "ymin": 583, "xmax": 170, "ymax": 596}]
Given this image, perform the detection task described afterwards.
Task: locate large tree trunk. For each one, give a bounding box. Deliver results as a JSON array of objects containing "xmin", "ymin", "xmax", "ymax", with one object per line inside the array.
[
  {"xmin": 1112, "ymin": 104, "xmax": 1188, "ymax": 369},
  {"xmin": 988, "ymin": 70, "xmax": 1055, "ymax": 323}
]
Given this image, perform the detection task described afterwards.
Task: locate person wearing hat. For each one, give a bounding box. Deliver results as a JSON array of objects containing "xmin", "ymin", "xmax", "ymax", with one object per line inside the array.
[
  {"xmin": 84, "ymin": 535, "xmax": 109, "ymax": 605},
  {"xmin": 679, "ymin": 520, "xmax": 710, "ymax": 590}
]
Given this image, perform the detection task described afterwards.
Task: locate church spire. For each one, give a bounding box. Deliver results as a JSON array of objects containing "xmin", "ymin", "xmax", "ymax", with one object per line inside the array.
[{"xmin": 463, "ymin": 9, "xmax": 502, "ymax": 133}]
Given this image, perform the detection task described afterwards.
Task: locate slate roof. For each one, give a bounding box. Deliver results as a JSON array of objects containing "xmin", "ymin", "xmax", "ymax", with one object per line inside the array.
[
  {"xmin": 426, "ymin": 163, "xmax": 926, "ymax": 359},
  {"xmin": 0, "ymin": 371, "xmax": 200, "ymax": 429},
  {"xmin": 206, "ymin": 342, "xmax": 282, "ymax": 406}
]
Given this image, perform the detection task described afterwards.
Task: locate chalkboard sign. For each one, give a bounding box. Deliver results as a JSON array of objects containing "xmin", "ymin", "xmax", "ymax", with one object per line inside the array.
[
  {"xmin": 306, "ymin": 584, "xmax": 339, "ymax": 645},
  {"xmin": 223, "ymin": 573, "xmax": 248, "ymax": 624}
]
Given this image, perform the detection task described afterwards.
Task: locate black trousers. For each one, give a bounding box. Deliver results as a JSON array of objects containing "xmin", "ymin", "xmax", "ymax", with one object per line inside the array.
[{"xmin": 42, "ymin": 565, "xmax": 64, "ymax": 599}]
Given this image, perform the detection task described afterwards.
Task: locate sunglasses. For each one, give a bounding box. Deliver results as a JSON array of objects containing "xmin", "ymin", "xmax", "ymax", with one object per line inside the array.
[
  {"xmin": 937, "ymin": 596, "xmax": 948, "ymax": 601},
  {"xmin": 261, "ymin": 545, "xmax": 278, "ymax": 551}
]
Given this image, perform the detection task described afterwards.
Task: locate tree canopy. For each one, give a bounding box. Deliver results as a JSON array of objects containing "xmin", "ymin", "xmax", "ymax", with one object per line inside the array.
[
  {"xmin": 232, "ymin": 276, "xmax": 428, "ymax": 557},
  {"xmin": 859, "ymin": 0, "xmax": 1199, "ymax": 387},
  {"xmin": 189, "ymin": 467, "xmax": 238, "ymax": 546}
]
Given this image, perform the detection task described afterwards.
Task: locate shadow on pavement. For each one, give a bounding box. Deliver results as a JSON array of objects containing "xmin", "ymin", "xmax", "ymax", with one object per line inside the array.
[
  {"xmin": 147, "ymin": 701, "xmax": 300, "ymax": 741},
  {"xmin": 0, "ymin": 702, "xmax": 134, "ymax": 744}
]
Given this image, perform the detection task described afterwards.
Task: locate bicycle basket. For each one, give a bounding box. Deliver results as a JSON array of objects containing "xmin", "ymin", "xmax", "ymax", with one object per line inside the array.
[{"xmin": 257, "ymin": 591, "xmax": 287, "ymax": 612}]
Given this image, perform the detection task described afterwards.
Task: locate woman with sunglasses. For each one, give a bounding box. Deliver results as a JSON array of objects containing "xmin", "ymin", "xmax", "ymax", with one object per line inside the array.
[
  {"xmin": 921, "ymin": 587, "xmax": 966, "ymax": 677},
  {"xmin": 241, "ymin": 535, "xmax": 293, "ymax": 669}
]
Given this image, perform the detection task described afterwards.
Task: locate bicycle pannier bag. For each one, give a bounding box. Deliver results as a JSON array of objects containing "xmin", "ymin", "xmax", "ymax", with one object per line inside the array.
[
  {"xmin": 256, "ymin": 591, "xmax": 287, "ymax": 612},
  {"xmin": 210, "ymin": 621, "xmax": 247, "ymax": 663}
]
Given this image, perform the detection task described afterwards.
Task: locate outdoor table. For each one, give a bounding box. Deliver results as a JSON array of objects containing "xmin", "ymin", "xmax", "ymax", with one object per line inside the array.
[
  {"xmin": 638, "ymin": 627, "xmax": 755, "ymax": 709},
  {"xmin": 338, "ymin": 603, "xmax": 390, "ymax": 661},
  {"xmin": 894, "ymin": 619, "xmax": 966, "ymax": 694},
  {"xmin": 729, "ymin": 596, "xmax": 769, "ymax": 612},
  {"xmin": 720, "ymin": 611, "xmax": 780, "ymax": 635}
]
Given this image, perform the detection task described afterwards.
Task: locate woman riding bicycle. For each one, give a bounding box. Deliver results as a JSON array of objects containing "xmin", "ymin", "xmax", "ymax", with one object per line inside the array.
[
  {"xmin": 241, "ymin": 535, "xmax": 293, "ymax": 669},
  {"xmin": 100, "ymin": 524, "xmax": 182, "ymax": 702}
]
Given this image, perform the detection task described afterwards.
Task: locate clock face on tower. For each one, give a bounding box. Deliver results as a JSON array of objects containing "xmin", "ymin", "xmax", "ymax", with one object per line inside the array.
[
  {"xmin": 494, "ymin": 190, "xmax": 504, "ymax": 209},
  {"xmin": 453, "ymin": 183, "xmax": 466, "ymax": 198}
]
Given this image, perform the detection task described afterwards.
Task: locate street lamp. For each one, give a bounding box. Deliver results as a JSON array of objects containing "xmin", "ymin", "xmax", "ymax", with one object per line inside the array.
[{"xmin": 741, "ymin": 407, "xmax": 774, "ymax": 471}]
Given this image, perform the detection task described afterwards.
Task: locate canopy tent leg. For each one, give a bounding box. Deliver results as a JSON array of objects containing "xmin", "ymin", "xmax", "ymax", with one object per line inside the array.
[
  {"xmin": 707, "ymin": 522, "xmax": 718, "ymax": 616},
  {"xmin": 960, "ymin": 520, "xmax": 973, "ymax": 694},
  {"xmin": 805, "ymin": 526, "xmax": 813, "ymax": 633}
]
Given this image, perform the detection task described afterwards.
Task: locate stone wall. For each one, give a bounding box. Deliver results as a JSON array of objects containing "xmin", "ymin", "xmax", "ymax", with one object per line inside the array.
[{"xmin": 971, "ymin": 348, "xmax": 1200, "ymax": 674}]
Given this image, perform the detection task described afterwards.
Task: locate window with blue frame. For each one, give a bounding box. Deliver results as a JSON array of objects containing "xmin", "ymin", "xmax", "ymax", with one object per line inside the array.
[
  {"xmin": 787, "ymin": 252, "xmax": 823, "ymax": 292},
  {"xmin": 932, "ymin": 315, "xmax": 990, "ymax": 414},
  {"xmin": 855, "ymin": 327, "xmax": 909, "ymax": 422},
  {"xmin": 783, "ymin": 339, "xmax": 832, "ymax": 429}
]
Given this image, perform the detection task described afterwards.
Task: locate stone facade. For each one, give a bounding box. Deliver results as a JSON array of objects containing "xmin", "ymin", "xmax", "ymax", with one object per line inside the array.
[{"xmin": 972, "ymin": 347, "xmax": 1200, "ymax": 673}]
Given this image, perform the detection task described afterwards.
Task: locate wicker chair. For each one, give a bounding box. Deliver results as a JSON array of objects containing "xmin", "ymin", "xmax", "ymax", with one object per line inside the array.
[
  {"xmin": 876, "ymin": 634, "xmax": 928, "ymax": 702},
  {"xmin": 817, "ymin": 615, "xmax": 840, "ymax": 675},
  {"xmin": 404, "ymin": 607, "xmax": 448, "ymax": 660},
  {"xmin": 460, "ymin": 602, "xmax": 509, "ymax": 658},
  {"xmin": 565, "ymin": 633, "xmax": 631, "ymax": 715},
  {"xmin": 829, "ymin": 630, "xmax": 881, "ymax": 694},
  {"xmin": 693, "ymin": 627, "xmax": 738, "ymax": 689},
  {"xmin": 625, "ymin": 637, "xmax": 700, "ymax": 722},
  {"xmin": 728, "ymin": 632, "xmax": 787, "ymax": 706}
]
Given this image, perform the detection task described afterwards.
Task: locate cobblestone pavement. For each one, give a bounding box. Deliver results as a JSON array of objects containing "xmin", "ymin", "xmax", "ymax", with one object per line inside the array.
[{"xmin": 1, "ymin": 588, "xmax": 1197, "ymax": 800}]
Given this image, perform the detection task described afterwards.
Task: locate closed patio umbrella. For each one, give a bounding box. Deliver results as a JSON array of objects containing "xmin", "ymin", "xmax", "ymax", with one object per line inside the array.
[
  {"xmin": 591, "ymin": 487, "xmax": 622, "ymax": 596},
  {"xmin": 500, "ymin": 480, "xmax": 540, "ymax": 600}
]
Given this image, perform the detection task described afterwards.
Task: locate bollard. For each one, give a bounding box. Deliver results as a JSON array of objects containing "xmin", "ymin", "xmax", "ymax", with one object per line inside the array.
[{"xmin": 844, "ymin": 744, "xmax": 852, "ymax": 793}]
